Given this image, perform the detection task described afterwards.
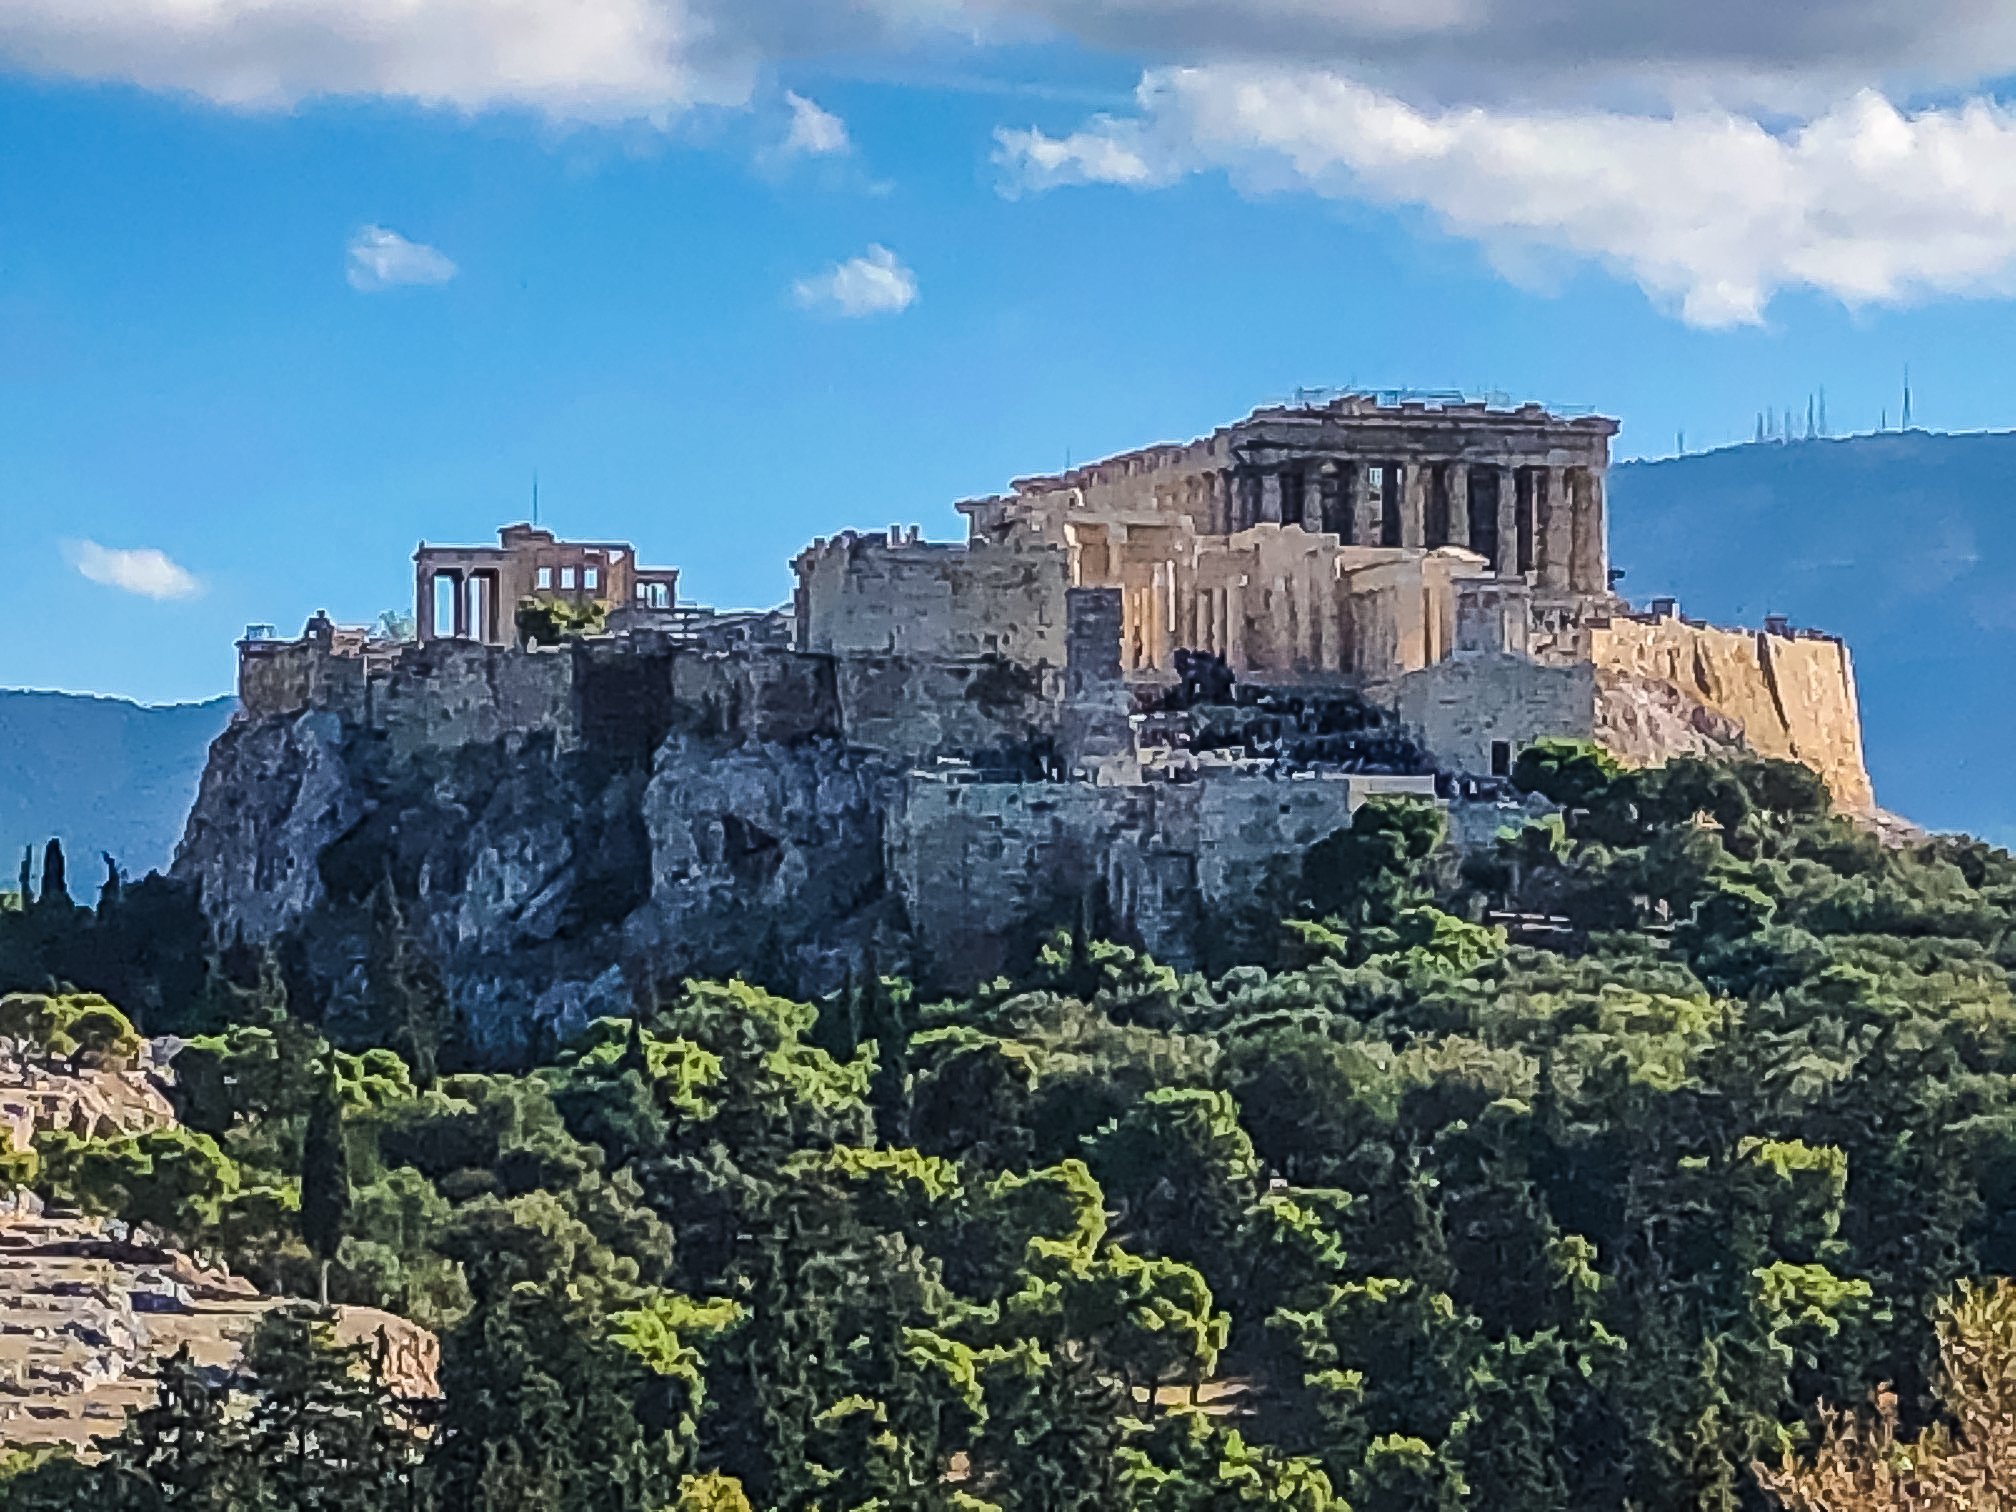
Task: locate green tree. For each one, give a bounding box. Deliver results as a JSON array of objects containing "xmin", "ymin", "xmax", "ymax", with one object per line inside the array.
[{"xmin": 302, "ymin": 1065, "xmax": 353, "ymax": 1306}]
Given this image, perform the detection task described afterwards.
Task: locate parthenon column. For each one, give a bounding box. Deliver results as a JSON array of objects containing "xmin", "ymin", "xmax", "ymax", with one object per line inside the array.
[
  {"xmin": 1260, "ymin": 471, "xmax": 1284, "ymax": 525},
  {"xmin": 1400, "ymin": 463, "xmax": 1428, "ymax": 548},
  {"xmin": 1539, "ymin": 467, "xmax": 1573, "ymax": 591},
  {"xmin": 1354, "ymin": 467, "xmax": 1383, "ymax": 547},
  {"xmin": 1496, "ymin": 467, "xmax": 1519, "ymax": 578},
  {"xmin": 1225, "ymin": 580, "xmax": 1247, "ymax": 670},
  {"xmin": 1153, "ymin": 562, "xmax": 1176, "ymax": 669},
  {"xmin": 1570, "ymin": 468, "xmax": 1607, "ymax": 594},
  {"xmin": 1445, "ymin": 463, "xmax": 1471, "ymax": 550}
]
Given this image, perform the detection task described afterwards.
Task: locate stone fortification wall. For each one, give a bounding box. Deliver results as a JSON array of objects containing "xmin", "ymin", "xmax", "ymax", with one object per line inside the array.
[
  {"xmin": 795, "ymin": 530, "xmax": 1071, "ymax": 666},
  {"xmin": 834, "ymin": 657, "xmax": 1060, "ymax": 768},
  {"xmin": 1386, "ymin": 655, "xmax": 1597, "ymax": 779},
  {"xmin": 889, "ymin": 770, "xmax": 1438, "ymax": 985},
  {"xmin": 1590, "ymin": 616, "xmax": 1874, "ymax": 811},
  {"xmin": 368, "ymin": 641, "xmax": 579, "ymax": 760},
  {"xmin": 238, "ymin": 639, "xmax": 575, "ymax": 749}
]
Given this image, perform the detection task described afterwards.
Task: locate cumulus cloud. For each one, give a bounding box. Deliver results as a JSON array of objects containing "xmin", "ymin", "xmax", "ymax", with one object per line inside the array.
[
  {"xmin": 783, "ymin": 91, "xmax": 852, "ymax": 156},
  {"xmin": 793, "ymin": 245, "xmax": 919, "ymax": 317},
  {"xmin": 65, "ymin": 541, "xmax": 202, "ymax": 601},
  {"xmin": 0, "ymin": 0, "xmax": 968, "ymax": 120},
  {"xmin": 997, "ymin": 0, "xmax": 2016, "ymax": 111},
  {"xmin": 346, "ymin": 227, "xmax": 458, "ymax": 293},
  {"xmin": 998, "ymin": 68, "xmax": 2016, "ymax": 327},
  {"xmin": 10, "ymin": 0, "xmax": 2016, "ymax": 122}
]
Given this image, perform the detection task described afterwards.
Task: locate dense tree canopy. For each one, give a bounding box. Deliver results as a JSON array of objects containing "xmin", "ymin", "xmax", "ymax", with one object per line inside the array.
[{"xmin": 3, "ymin": 753, "xmax": 2016, "ymax": 1508}]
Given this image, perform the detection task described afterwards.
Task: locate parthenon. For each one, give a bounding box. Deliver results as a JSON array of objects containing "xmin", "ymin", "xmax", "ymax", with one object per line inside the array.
[{"xmin": 947, "ymin": 393, "xmax": 1618, "ymax": 685}]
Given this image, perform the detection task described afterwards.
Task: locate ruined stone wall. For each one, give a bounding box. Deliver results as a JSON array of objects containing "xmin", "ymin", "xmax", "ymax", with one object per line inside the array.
[
  {"xmin": 834, "ymin": 657, "xmax": 1060, "ymax": 767},
  {"xmin": 368, "ymin": 641, "xmax": 578, "ymax": 760},
  {"xmin": 888, "ymin": 771, "xmax": 1438, "ymax": 985},
  {"xmin": 1386, "ymin": 655, "xmax": 1597, "ymax": 779},
  {"xmin": 238, "ymin": 643, "xmax": 374, "ymax": 723},
  {"xmin": 796, "ymin": 532, "xmax": 1071, "ymax": 665},
  {"xmin": 1590, "ymin": 617, "xmax": 1874, "ymax": 811},
  {"xmin": 666, "ymin": 649, "xmax": 841, "ymax": 747}
]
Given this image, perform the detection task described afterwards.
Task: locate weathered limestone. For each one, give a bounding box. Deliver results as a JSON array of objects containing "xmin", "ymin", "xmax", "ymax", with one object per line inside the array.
[
  {"xmin": 889, "ymin": 769, "xmax": 1440, "ymax": 984},
  {"xmin": 793, "ymin": 528, "xmax": 1070, "ymax": 666},
  {"xmin": 1590, "ymin": 610, "xmax": 1875, "ymax": 812}
]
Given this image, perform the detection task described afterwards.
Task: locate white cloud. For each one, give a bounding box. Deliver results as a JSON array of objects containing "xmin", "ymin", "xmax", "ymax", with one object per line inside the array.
[
  {"xmin": 65, "ymin": 541, "xmax": 202, "ymax": 601},
  {"xmin": 10, "ymin": 0, "xmax": 2016, "ymax": 123},
  {"xmin": 783, "ymin": 91, "xmax": 852, "ymax": 157},
  {"xmin": 346, "ymin": 226, "xmax": 458, "ymax": 293},
  {"xmin": 993, "ymin": 0, "xmax": 2016, "ymax": 111},
  {"xmin": 793, "ymin": 245, "xmax": 920, "ymax": 317},
  {"xmin": 0, "ymin": 0, "xmax": 966, "ymax": 121},
  {"xmin": 998, "ymin": 68, "xmax": 2016, "ymax": 327}
]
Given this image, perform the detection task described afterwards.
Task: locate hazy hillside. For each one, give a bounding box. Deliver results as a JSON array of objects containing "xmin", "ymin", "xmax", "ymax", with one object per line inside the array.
[
  {"xmin": 1612, "ymin": 430, "xmax": 2016, "ymax": 844},
  {"xmin": 0, "ymin": 691, "xmax": 234, "ymax": 883}
]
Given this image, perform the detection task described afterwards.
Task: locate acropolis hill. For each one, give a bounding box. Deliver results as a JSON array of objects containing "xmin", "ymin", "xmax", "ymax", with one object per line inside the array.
[{"xmin": 179, "ymin": 393, "xmax": 1874, "ymax": 1049}]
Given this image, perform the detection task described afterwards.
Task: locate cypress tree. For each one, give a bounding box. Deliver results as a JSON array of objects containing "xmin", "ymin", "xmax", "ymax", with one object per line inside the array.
[
  {"xmin": 301, "ymin": 1067, "xmax": 352, "ymax": 1308},
  {"xmin": 38, "ymin": 839, "xmax": 68, "ymax": 909}
]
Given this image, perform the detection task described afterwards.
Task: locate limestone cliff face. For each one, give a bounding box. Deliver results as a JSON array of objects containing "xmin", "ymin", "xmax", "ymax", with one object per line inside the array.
[
  {"xmin": 1590, "ymin": 618, "xmax": 1875, "ymax": 812},
  {"xmin": 174, "ymin": 709, "xmax": 896, "ymax": 1056}
]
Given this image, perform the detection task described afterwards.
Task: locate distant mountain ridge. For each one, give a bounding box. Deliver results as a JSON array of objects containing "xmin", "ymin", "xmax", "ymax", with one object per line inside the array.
[
  {"xmin": 0, "ymin": 690, "xmax": 234, "ymax": 883},
  {"xmin": 1611, "ymin": 429, "xmax": 2016, "ymax": 844},
  {"xmin": 0, "ymin": 429, "xmax": 2007, "ymax": 878}
]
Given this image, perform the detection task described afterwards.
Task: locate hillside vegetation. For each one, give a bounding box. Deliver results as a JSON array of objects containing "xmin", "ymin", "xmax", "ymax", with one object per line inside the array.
[{"xmin": 0, "ymin": 749, "xmax": 2013, "ymax": 1509}]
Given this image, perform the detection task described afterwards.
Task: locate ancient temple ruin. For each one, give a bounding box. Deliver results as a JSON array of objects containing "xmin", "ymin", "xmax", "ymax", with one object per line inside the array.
[
  {"xmin": 209, "ymin": 392, "xmax": 1875, "ymax": 1017},
  {"xmin": 957, "ymin": 395, "xmax": 1617, "ymax": 679},
  {"xmin": 413, "ymin": 524, "xmax": 681, "ymax": 646}
]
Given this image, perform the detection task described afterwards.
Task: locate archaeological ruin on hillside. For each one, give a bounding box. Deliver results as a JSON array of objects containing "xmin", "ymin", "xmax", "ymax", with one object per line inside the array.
[{"xmin": 200, "ymin": 393, "xmax": 1876, "ymax": 1028}]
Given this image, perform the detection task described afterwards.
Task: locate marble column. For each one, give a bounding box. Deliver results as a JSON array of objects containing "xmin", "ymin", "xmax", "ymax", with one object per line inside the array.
[
  {"xmin": 1571, "ymin": 469, "xmax": 1607, "ymax": 593},
  {"xmin": 1446, "ymin": 463, "xmax": 1471, "ymax": 550},
  {"xmin": 450, "ymin": 570, "xmax": 469, "ymax": 639},
  {"xmin": 1496, "ymin": 467, "xmax": 1519, "ymax": 578},
  {"xmin": 1354, "ymin": 465, "xmax": 1384, "ymax": 547},
  {"xmin": 1225, "ymin": 581, "xmax": 1247, "ymax": 670},
  {"xmin": 1540, "ymin": 467, "xmax": 1573, "ymax": 591},
  {"xmin": 1154, "ymin": 563, "xmax": 1176, "ymax": 669},
  {"xmin": 1400, "ymin": 462, "xmax": 1428, "ymax": 548},
  {"xmin": 1260, "ymin": 471, "xmax": 1284, "ymax": 525}
]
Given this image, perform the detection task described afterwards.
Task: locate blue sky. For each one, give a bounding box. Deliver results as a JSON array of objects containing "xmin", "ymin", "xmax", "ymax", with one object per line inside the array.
[{"xmin": 12, "ymin": 3, "xmax": 2016, "ymax": 706}]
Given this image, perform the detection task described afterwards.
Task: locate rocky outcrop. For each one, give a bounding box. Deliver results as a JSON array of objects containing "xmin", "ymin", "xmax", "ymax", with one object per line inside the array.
[
  {"xmin": 1591, "ymin": 617, "xmax": 1876, "ymax": 811},
  {"xmin": 0, "ymin": 1213, "xmax": 436, "ymax": 1454},
  {"xmin": 174, "ymin": 707, "xmax": 900, "ymax": 1057},
  {"xmin": 1593, "ymin": 668, "xmax": 1749, "ymax": 771},
  {"xmin": 0, "ymin": 1043, "xmax": 178, "ymax": 1156}
]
